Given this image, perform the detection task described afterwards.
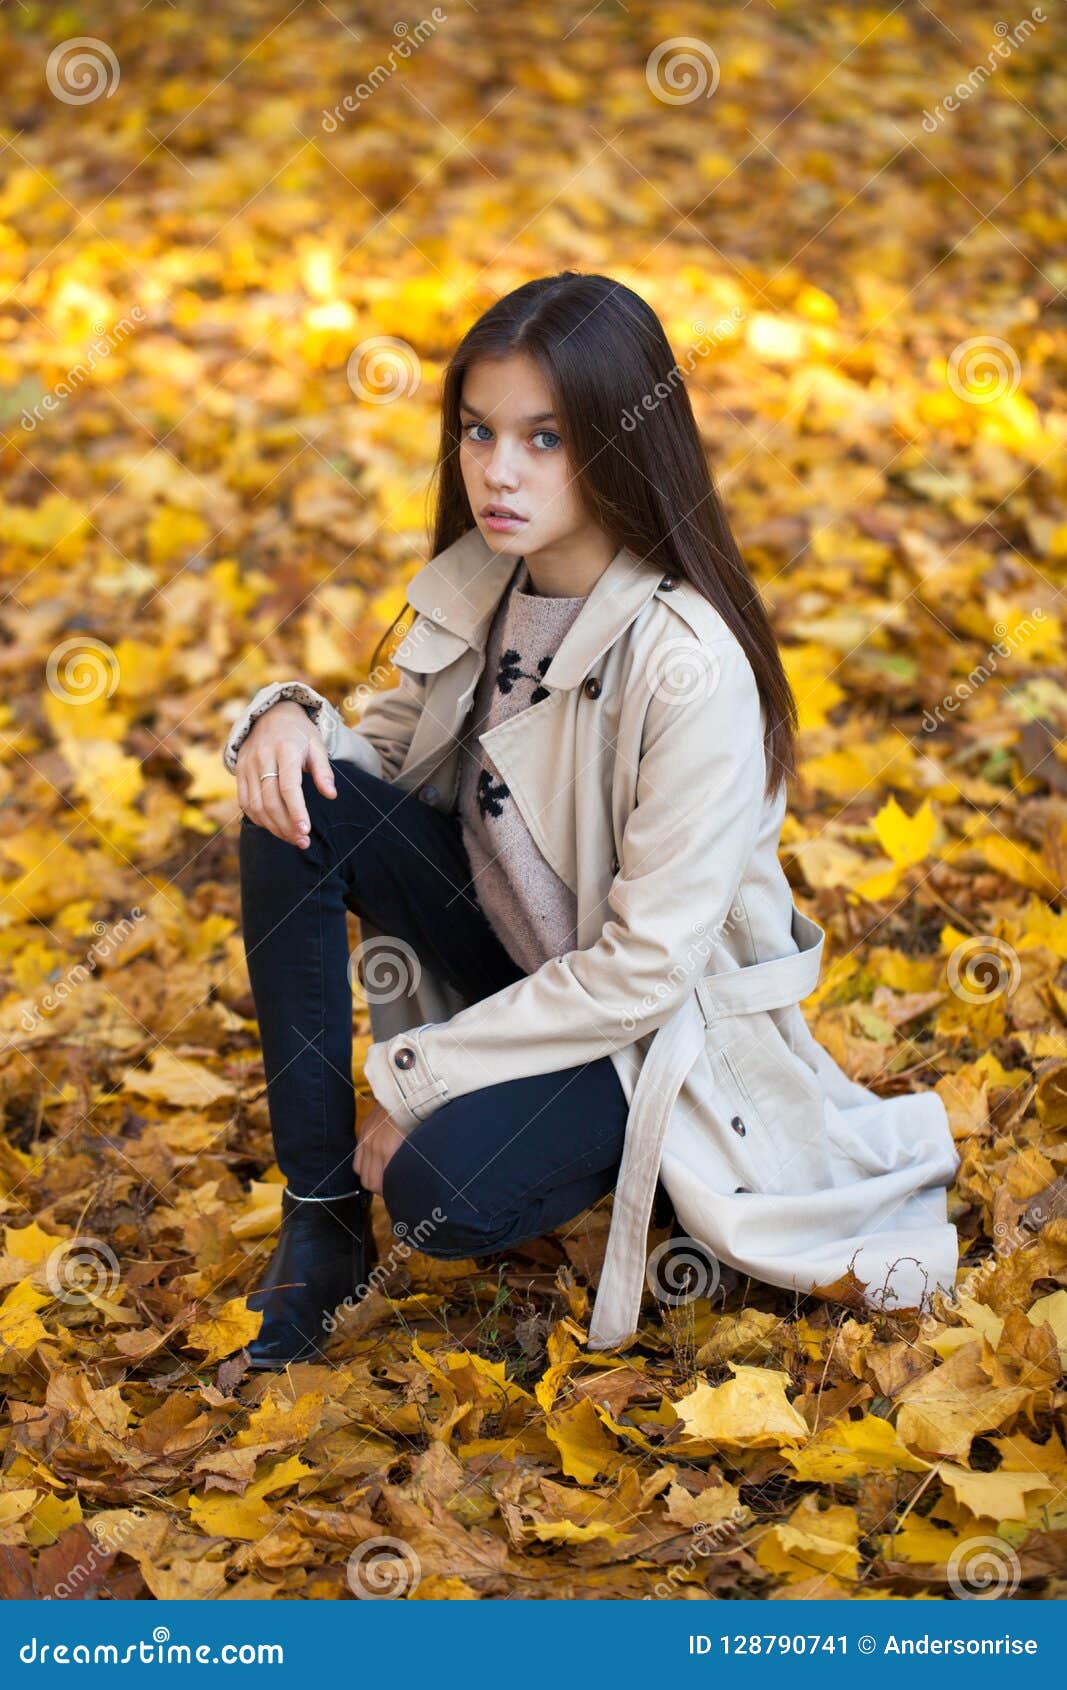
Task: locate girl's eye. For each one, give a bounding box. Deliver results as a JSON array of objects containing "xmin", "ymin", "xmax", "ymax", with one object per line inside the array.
[{"xmin": 461, "ymin": 423, "xmax": 562, "ymax": 451}]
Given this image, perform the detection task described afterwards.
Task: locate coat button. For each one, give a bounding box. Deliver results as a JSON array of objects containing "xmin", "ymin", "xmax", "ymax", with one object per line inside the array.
[
  {"xmin": 731, "ymin": 1115, "xmax": 747, "ymax": 1137},
  {"xmin": 610, "ymin": 852, "xmax": 620, "ymax": 874},
  {"xmin": 393, "ymin": 1047, "xmax": 416, "ymax": 1069},
  {"xmin": 583, "ymin": 676, "xmax": 602, "ymax": 699},
  {"xmin": 417, "ymin": 783, "xmax": 440, "ymax": 806},
  {"xmin": 659, "ymin": 574, "xmax": 677, "ymax": 590}
]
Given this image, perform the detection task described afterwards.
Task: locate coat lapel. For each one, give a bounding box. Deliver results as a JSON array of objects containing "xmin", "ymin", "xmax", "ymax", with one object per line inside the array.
[
  {"xmin": 389, "ymin": 525, "xmax": 666, "ymax": 890},
  {"xmin": 397, "ymin": 522, "xmax": 665, "ymax": 690}
]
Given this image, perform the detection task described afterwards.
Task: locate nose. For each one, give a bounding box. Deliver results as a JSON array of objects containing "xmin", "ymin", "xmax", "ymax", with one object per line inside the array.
[{"xmin": 485, "ymin": 439, "xmax": 520, "ymax": 490}]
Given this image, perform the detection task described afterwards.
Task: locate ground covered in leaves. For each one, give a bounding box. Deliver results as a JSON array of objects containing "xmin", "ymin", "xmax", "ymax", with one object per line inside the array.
[{"xmin": 1, "ymin": 0, "xmax": 1066, "ymax": 1601}]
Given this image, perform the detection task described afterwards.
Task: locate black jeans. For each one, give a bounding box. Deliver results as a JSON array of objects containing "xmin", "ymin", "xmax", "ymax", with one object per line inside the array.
[{"xmin": 238, "ymin": 758, "xmax": 629, "ymax": 1258}]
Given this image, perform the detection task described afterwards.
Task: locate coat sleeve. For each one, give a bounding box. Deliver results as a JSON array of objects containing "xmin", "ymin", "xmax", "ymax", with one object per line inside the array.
[
  {"xmin": 363, "ymin": 635, "xmax": 768, "ymax": 1129},
  {"xmin": 221, "ymin": 666, "xmax": 428, "ymax": 784}
]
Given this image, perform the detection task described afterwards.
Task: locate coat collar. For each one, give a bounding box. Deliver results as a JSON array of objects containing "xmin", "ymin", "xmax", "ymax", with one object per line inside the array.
[{"xmin": 404, "ymin": 523, "xmax": 665, "ymax": 690}]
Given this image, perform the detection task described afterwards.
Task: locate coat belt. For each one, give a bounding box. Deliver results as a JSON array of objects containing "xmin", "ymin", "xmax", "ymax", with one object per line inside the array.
[{"xmin": 586, "ymin": 905, "xmax": 826, "ymax": 1350}]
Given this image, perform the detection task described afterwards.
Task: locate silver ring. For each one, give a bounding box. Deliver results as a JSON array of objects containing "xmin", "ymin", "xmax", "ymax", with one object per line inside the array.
[{"xmin": 259, "ymin": 770, "xmax": 280, "ymax": 782}]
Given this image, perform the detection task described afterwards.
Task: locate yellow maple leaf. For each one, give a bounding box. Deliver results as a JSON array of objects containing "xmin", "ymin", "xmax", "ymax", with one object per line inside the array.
[
  {"xmin": 186, "ymin": 1296, "xmax": 262, "ymax": 1364},
  {"xmin": 674, "ymin": 1364, "xmax": 809, "ymax": 1448},
  {"xmin": 937, "ymin": 1461, "xmax": 1056, "ymax": 1522},
  {"xmin": 980, "ymin": 832, "xmax": 1057, "ymax": 895},
  {"xmin": 24, "ymin": 1489, "xmax": 82, "ymax": 1547},
  {"xmin": 188, "ymin": 1456, "xmax": 312, "ymax": 1541},
  {"xmin": 231, "ymin": 1181, "xmax": 283, "ymax": 1242},
  {"xmin": 146, "ymin": 505, "xmax": 208, "ymax": 565},
  {"xmin": 870, "ymin": 795, "xmax": 938, "ymax": 867},
  {"xmin": 181, "ymin": 746, "xmax": 236, "ymax": 806},
  {"xmin": 0, "ymin": 1280, "xmax": 50, "ymax": 1362},
  {"xmin": 121, "ymin": 1048, "xmax": 235, "ymax": 1108},
  {"xmin": 544, "ymin": 1396, "xmax": 622, "ymax": 1486},
  {"xmin": 882, "ymin": 1514, "xmax": 960, "ymax": 1564},
  {"xmin": 786, "ymin": 1414, "xmax": 931, "ymax": 1481},
  {"xmin": 0, "ymin": 1489, "xmax": 39, "ymax": 1529},
  {"xmin": 780, "ymin": 644, "xmax": 846, "ymax": 732},
  {"xmin": 756, "ymin": 1495, "xmax": 860, "ymax": 1582},
  {"xmin": 233, "ymin": 1389, "xmax": 325, "ymax": 1450},
  {"xmin": 3, "ymin": 1221, "xmax": 67, "ymax": 1266}
]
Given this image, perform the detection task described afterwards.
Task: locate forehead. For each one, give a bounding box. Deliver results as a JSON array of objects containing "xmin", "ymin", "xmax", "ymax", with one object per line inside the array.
[{"xmin": 459, "ymin": 354, "xmax": 555, "ymax": 418}]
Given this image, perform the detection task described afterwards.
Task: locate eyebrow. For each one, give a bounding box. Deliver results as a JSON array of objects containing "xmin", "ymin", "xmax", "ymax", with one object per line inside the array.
[{"xmin": 458, "ymin": 405, "xmax": 559, "ymax": 425}]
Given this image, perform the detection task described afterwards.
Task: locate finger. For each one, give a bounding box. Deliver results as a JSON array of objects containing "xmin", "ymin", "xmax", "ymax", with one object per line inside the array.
[
  {"xmin": 254, "ymin": 745, "xmax": 292, "ymax": 839},
  {"xmin": 362, "ymin": 1150, "xmax": 382, "ymax": 1196},
  {"xmin": 380, "ymin": 1130, "xmax": 403, "ymax": 1180},
  {"xmin": 307, "ymin": 739, "xmax": 337, "ymax": 800},
  {"xmin": 275, "ymin": 740, "xmax": 311, "ymax": 845},
  {"xmin": 236, "ymin": 755, "xmax": 264, "ymax": 830}
]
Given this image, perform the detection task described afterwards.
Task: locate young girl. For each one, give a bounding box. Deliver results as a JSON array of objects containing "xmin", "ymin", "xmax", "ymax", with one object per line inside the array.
[{"xmin": 224, "ymin": 271, "xmax": 959, "ymax": 1369}]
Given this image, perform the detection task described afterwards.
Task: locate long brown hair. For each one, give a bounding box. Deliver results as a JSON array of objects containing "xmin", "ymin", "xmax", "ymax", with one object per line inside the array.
[{"xmin": 370, "ymin": 271, "xmax": 796, "ymax": 799}]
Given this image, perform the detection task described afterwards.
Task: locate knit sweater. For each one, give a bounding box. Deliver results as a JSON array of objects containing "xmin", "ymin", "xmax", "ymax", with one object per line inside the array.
[{"xmin": 456, "ymin": 557, "xmax": 589, "ymax": 974}]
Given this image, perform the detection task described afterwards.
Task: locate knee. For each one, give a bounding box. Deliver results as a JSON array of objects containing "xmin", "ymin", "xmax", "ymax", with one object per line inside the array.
[
  {"xmin": 305, "ymin": 758, "xmax": 403, "ymax": 837},
  {"xmin": 381, "ymin": 1137, "xmax": 498, "ymax": 1260},
  {"xmin": 381, "ymin": 1141, "xmax": 453, "ymax": 1253}
]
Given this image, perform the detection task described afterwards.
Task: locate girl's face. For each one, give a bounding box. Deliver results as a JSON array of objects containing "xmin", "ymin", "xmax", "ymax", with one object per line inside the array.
[{"xmin": 458, "ymin": 353, "xmax": 607, "ymax": 568}]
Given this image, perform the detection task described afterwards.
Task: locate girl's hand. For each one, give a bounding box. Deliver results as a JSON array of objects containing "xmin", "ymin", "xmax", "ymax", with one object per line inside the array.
[
  {"xmin": 236, "ymin": 700, "xmax": 336, "ymax": 846},
  {"xmin": 354, "ymin": 1102, "xmax": 408, "ymax": 1195}
]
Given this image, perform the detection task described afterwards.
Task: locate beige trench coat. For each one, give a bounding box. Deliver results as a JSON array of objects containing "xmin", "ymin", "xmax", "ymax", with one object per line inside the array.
[{"xmin": 225, "ymin": 524, "xmax": 959, "ymax": 1349}]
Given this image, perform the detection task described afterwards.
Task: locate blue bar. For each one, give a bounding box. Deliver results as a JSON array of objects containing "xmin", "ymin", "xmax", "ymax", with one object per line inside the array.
[{"xmin": 1, "ymin": 1599, "xmax": 1058, "ymax": 1685}]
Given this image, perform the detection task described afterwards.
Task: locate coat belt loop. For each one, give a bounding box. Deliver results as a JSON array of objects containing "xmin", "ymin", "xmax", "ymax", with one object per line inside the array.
[{"xmin": 696, "ymin": 905, "xmax": 825, "ymax": 1025}]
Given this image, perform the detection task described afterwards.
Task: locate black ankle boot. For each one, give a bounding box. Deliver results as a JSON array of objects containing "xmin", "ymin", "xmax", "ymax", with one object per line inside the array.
[{"xmin": 244, "ymin": 1187, "xmax": 378, "ymax": 1369}]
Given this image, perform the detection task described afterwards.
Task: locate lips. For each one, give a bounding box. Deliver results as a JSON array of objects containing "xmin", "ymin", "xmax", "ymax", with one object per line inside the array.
[{"xmin": 482, "ymin": 505, "xmax": 525, "ymax": 520}]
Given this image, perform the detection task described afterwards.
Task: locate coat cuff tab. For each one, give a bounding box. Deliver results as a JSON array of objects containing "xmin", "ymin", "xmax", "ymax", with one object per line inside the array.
[{"xmin": 363, "ymin": 1024, "xmax": 448, "ymax": 1129}]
